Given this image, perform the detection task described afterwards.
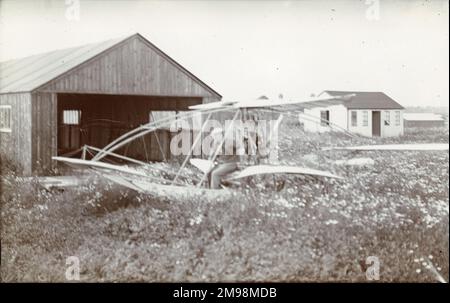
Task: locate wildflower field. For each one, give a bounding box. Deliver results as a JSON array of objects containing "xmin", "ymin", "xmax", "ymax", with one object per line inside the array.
[{"xmin": 1, "ymin": 125, "xmax": 448, "ymax": 282}]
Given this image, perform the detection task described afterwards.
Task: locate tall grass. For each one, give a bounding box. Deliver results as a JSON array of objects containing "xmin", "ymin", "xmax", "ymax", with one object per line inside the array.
[{"xmin": 1, "ymin": 127, "xmax": 448, "ymax": 282}]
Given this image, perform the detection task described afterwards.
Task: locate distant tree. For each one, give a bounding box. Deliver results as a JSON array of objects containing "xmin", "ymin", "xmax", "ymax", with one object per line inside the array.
[
  {"xmin": 258, "ymin": 95, "xmax": 269, "ymax": 100},
  {"xmin": 278, "ymin": 93, "xmax": 283, "ymax": 100}
]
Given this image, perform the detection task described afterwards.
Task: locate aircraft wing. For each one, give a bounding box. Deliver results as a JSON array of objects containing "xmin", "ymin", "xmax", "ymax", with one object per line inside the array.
[
  {"xmin": 189, "ymin": 100, "xmax": 239, "ymax": 110},
  {"xmin": 103, "ymin": 173, "xmax": 231, "ymax": 199},
  {"xmin": 190, "ymin": 158, "xmax": 215, "ymax": 174},
  {"xmin": 102, "ymin": 172, "xmax": 147, "ymax": 192},
  {"xmin": 188, "ymin": 94, "xmax": 355, "ymax": 110},
  {"xmin": 226, "ymin": 164, "xmax": 343, "ymax": 180},
  {"xmin": 52, "ymin": 156, "xmax": 149, "ymax": 177}
]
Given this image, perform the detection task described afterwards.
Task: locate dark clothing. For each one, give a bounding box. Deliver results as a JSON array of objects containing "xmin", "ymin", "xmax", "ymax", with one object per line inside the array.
[{"xmin": 210, "ymin": 162, "xmax": 238, "ymax": 189}]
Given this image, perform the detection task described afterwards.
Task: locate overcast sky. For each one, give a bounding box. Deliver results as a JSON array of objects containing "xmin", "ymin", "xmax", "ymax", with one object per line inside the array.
[{"xmin": 0, "ymin": 0, "xmax": 448, "ymax": 106}]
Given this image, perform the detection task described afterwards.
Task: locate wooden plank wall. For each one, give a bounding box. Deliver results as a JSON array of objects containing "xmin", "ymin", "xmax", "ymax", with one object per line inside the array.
[
  {"xmin": 39, "ymin": 35, "xmax": 220, "ymax": 99},
  {"xmin": 0, "ymin": 93, "xmax": 32, "ymax": 175},
  {"xmin": 31, "ymin": 92, "xmax": 57, "ymax": 173}
]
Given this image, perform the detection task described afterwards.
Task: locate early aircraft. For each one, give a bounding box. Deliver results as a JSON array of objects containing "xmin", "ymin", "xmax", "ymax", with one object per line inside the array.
[{"xmin": 53, "ymin": 94, "xmax": 448, "ymax": 194}]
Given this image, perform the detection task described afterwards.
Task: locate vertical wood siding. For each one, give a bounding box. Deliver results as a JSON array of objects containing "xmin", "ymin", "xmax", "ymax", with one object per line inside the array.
[
  {"xmin": 0, "ymin": 93, "xmax": 32, "ymax": 174},
  {"xmin": 38, "ymin": 35, "xmax": 219, "ymax": 99},
  {"xmin": 31, "ymin": 92, "xmax": 57, "ymax": 173}
]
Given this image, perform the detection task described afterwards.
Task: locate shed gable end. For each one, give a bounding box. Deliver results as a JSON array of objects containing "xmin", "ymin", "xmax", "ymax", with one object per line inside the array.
[{"xmin": 37, "ymin": 35, "xmax": 218, "ymax": 98}]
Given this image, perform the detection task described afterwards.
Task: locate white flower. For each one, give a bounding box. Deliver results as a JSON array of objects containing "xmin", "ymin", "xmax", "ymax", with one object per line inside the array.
[
  {"xmin": 325, "ymin": 219, "xmax": 339, "ymax": 225},
  {"xmin": 273, "ymin": 197, "xmax": 294, "ymax": 209},
  {"xmin": 416, "ymin": 269, "xmax": 421, "ymax": 274},
  {"xmin": 189, "ymin": 215, "xmax": 203, "ymax": 226}
]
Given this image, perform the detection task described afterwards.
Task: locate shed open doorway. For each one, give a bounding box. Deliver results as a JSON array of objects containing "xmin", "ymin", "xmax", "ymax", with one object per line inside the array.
[
  {"xmin": 57, "ymin": 93, "xmax": 202, "ymax": 162},
  {"xmin": 372, "ymin": 111, "xmax": 381, "ymax": 137}
]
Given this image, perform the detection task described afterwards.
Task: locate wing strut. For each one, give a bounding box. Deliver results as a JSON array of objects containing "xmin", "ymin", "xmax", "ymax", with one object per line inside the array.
[
  {"xmin": 150, "ymin": 112, "xmax": 167, "ymax": 162},
  {"xmin": 171, "ymin": 111, "xmax": 214, "ymax": 185},
  {"xmin": 93, "ymin": 108, "xmax": 224, "ymax": 161}
]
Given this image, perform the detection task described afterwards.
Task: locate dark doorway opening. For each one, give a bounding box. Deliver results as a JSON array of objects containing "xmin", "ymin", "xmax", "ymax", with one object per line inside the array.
[
  {"xmin": 372, "ymin": 111, "xmax": 381, "ymax": 137},
  {"xmin": 57, "ymin": 93, "xmax": 202, "ymax": 161}
]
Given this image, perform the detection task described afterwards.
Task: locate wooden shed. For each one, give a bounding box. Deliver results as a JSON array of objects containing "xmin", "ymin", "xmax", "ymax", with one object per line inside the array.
[{"xmin": 0, "ymin": 33, "xmax": 221, "ymax": 175}]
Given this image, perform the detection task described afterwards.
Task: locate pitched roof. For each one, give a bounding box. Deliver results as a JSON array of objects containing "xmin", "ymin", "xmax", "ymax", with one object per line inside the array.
[
  {"xmin": 322, "ymin": 90, "xmax": 404, "ymax": 109},
  {"xmin": 0, "ymin": 36, "xmax": 126, "ymax": 93},
  {"xmin": 0, "ymin": 33, "xmax": 221, "ymax": 98}
]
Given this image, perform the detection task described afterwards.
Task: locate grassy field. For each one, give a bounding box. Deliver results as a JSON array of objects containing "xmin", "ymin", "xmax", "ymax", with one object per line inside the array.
[{"xmin": 1, "ymin": 125, "xmax": 448, "ymax": 282}]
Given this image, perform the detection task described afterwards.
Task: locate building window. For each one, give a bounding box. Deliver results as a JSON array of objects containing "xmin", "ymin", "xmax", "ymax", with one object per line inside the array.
[
  {"xmin": 0, "ymin": 105, "xmax": 12, "ymax": 132},
  {"xmin": 395, "ymin": 111, "xmax": 401, "ymax": 126},
  {"xmin": 351, "ymin": 111, "xmax": 357, "ymax": 127},
  {"xmin": 384, "ymin": 111, "xmax": 390, "ymax": 126},
  {"xmin": 60, "ymin": 110, "xmax": 81, "ymax": 151},
  {"xmin": 320, "ymin": 110, "xmax": 330, "ymax": 126},
  {"xmin": 362, "ymin": 111, "xmax": 368, "ymax": 126},
  {"xmin": 63, "ymin": 110, "xmax": 81, "ymax": 125}
]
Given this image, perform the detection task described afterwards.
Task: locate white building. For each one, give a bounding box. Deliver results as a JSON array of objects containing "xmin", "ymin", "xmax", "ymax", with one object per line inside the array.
[
  {"xmin": 300, "ymin": 91, "xmax": 405, "ymax": 137},
  {"xmin": 403, "ymin": 113, "xmax": 446, "ymax": 128}
]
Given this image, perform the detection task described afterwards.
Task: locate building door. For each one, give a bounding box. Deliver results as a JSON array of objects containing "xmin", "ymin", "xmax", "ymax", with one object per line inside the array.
[{"xmin": 372, "ymin": 111, "xmax": 381, "ymax": 137}]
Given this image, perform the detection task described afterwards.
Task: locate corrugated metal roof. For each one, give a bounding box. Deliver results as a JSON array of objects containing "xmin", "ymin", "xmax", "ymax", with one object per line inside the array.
[
  {"xmin": 403, "ymin": 113, "xmax": 444, "ymax": 121},
  {"xmin": 0, "ymin": 36, "xmax": 128, "ymax": 93},
  {"xmin": 322, "ymin": 90, "xmax": 404, "ymax": 109}
]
